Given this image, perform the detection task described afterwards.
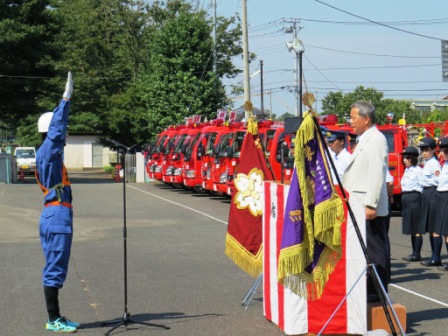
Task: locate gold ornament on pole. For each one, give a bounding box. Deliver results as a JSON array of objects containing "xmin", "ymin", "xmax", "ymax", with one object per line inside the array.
[
  {"xmin": 244, "ymin": 100, "xmax": 253, "ymax": 114},
  {"xmin": 302, "ymin": 92, "xmax": 315, "ymax": 110}
]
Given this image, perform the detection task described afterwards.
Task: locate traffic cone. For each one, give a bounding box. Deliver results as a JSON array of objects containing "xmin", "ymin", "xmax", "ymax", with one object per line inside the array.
[
  {"xmin": 114, "ymin": 164, "xmax": 121, "ymax": 182},
  {"xmin": 18, "ymin": 169, "xmax": 25, "ymax": 182}
]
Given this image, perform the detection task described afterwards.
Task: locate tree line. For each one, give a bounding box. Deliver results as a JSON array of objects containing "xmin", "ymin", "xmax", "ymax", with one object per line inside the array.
[
  {"xmin": 1, "ymin": 0, "xmax": 242, "ymax": 148},
  {"xmin": 1, "ymin": 1, "xmax": 446, "ymax": 149}
]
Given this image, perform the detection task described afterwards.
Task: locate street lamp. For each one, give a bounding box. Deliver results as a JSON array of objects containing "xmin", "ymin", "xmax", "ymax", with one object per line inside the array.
[{"xmin": 286, "ymin": 38, "xmax": 305, "ymax": 118}]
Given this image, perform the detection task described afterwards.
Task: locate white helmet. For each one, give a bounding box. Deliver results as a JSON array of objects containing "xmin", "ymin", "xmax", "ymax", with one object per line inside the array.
[{"xmin": 38, "ymin": 112, "xmax": 54, "ymax": 133}]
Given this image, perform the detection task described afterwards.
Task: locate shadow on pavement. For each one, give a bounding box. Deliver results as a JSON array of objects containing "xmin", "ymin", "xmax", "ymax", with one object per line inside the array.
[
  {"xmin": 80, "ymin": 312, "xmax": 223, "ymax": 332},
  {"xmin": 406, "ymin": 308, "xmax": 448, "ymax": 335}
]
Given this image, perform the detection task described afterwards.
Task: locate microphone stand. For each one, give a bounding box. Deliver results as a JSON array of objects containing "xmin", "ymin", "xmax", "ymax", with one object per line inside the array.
[{"xmin": 103, "ymin": 139, "xmax": 170, "ymax": 335}]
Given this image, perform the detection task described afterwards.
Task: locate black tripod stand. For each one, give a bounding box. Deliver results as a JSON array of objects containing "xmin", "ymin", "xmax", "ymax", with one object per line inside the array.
[{"xmin": 103, "ymin": 139, "xmax": 170, "ymax": 335}]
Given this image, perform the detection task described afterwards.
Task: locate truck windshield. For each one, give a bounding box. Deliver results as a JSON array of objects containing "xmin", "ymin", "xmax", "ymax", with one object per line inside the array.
[
  {"xmin": 16, "ymin": 150, "xmax": 35, "ymax": 159},
  {"xmin": 205, "ymin": 132, "xmax": 218, "ymax": 155},
  {"xmin": 382, "ymin": 132, "xmax": 395, "ymax": 153}
]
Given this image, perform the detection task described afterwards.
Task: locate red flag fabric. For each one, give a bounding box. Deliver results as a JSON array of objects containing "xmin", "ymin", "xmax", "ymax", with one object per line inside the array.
[{"xmin": 225, "ymin": 119, "xmax": 274, "ymax": 277}]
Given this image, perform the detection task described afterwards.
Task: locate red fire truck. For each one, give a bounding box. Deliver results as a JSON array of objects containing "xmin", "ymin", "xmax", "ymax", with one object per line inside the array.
[
  {"xmin": 223, "ymin": 120, "xmax": 296, "ymax": 196},
  {"xmin": 200, "ymin": 121, "xmax": 234, "ymax": 194},
  {"xmin": 161, "ymin": 124, "xmax": 204, "ymax": 188},
  {"xmin": 182, "ymin": 119, "xmax": 226, "ymax": 192},
  {"xmin": 205, "ymin": 122, "xmax": 244, "ymax": 195},
  {"xmin": 146, "ymin": 125, "xmax": 182, "ymax": 181}
]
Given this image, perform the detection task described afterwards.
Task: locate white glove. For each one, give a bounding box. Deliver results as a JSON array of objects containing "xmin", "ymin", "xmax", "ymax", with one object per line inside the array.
[{"xmin": 63, "ymin": 71, "xmax": 74, "ymax": 99}]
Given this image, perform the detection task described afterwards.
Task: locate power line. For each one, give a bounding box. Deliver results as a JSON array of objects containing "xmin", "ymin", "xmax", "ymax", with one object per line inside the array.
[
  {"xmin": 298, "ymin": 17, "xmax": 448, "ymax": 26},
  {"xmin": 303, "ymin": 54, "xmax": 340, "ymax": 90},
  {"xmin": 314, "ymin": 0, "xmax": 444, "ymax": 41},
  {"xmin": 306, "ymin": 44, "xmax": 439, "ymax": 59}
]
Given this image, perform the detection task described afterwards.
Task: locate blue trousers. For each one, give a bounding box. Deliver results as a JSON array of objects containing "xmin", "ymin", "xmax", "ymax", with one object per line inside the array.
[{"xmin": 39, "ymin": 206, "xmax": 73, "ymax": 288}]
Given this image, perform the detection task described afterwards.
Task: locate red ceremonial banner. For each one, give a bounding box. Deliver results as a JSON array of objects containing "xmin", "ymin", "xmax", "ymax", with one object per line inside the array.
[{"xmin": 225, "ymin": 120, "xmax": 274, "ymax": 277}]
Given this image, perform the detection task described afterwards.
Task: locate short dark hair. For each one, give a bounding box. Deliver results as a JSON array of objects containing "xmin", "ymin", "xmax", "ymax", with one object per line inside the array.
[
  {"xmin": 403, "ymin": 155, "xmax": 418, "ymax": 166},
  {"xmin": 350, "ymin": 101, "xmax": 376, "ymax": 124}
]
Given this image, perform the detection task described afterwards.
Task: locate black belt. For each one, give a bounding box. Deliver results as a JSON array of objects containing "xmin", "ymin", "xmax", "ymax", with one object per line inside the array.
[
  {"xmin": 402, "ymin": 191, "xmax": 420, "ymax": 194},
  {"xmin": 423, "ymin": 186, "xmax": 437, "ymax": 189},
  {"xmin": 438, "ymin": 190, "xmax": 448, "ymax": 193}
]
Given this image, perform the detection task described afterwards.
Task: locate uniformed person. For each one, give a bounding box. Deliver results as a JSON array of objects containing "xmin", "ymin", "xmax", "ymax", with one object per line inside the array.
[
  {"xmin": 437, "ymin": 137, "xmax": 448, "ymax": 271},
  {"xmin": 418, "ymin": 137, "xmax": 443, "ymax": 266},
  {"xmin": 327, "ymin": 132, "xmax": 352, "ymax": 183},
  {"xmin": 36, "ymin": 72, "xmax": 80, "ymax": 332},
  {"xmin": 400, "ymin": 146, "xmax": 424, "ymax": 262}
]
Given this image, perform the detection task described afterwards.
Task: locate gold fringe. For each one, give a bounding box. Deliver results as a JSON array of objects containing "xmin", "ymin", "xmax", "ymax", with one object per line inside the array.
[
  {"xmin": 295, "ymin": 112, "xmax": 316, "ymax": 261},
  {"xmin": 313, "ymin": 195, "xmax": 344, "ymax": 249},
  {"xmin": 278, "ymin": 243, "xmax": 313, "ymax": 282},
  {"xmin": 225, "ymin": 233, "xmax": 263, "ymax": 278},
  {"xmin": 282, "ymin": 245, "xmax": 341, "ymax": 301},
  {"xmin": 247, "ymin": 117, "xmax": 258, "ymax": 135}
]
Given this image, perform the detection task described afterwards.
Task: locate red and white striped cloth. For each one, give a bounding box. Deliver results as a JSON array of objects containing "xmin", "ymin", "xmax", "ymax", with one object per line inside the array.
[{"xmin": 263, "ymin": 181, "xmax": 367, "ymax": 335}]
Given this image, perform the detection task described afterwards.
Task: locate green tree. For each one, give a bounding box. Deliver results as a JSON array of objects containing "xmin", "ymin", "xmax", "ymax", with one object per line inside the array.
[
  {"xmin": 9, "ymin": 0, "xmax": 243, "ymax": 147},
  {"xmin": 0, "ymin": 0, "xmax": 58, "ymax": 131},
  {"xmin": 321, "ymin": 91, "xmax": 347, "ymax": 120},
  {"xmin": 124, "ymin": 0, "xmax": 242, "ymax": 142},
  {"xmin": 381, "ymin": 98, "xmax": 416, "ymax": 124},
  {"xmin": 320, "ymin": 86, "xmax": 421, "ymax": 125}
]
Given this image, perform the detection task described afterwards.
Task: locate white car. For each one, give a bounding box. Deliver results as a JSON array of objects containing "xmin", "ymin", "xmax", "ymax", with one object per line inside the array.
[{"xmin": 14, "ymin": 147, "xmax": 36, "ymax": 174}]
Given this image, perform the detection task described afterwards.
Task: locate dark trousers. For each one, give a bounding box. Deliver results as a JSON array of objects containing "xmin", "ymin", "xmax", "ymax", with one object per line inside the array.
[{"xmin": 366, "ymin": 216, "xmax": 390, "ymax": 295}]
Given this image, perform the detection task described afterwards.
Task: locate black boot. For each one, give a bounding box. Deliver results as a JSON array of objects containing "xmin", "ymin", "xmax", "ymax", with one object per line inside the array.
[{"xmin": 44, "ymin": 286, "xmax": 60, "ymax": 322}]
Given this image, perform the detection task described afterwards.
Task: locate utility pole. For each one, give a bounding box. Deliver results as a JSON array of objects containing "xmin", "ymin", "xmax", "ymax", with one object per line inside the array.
[
  {"xmin": 213, "ymin": 0, "xmax": 217, "ymax": 73},
  {"xmin": 242, "ymin": 0, "xmax": 251, "ymax": 120},
  {"xmin": 284, "ymin": 19, "xmax": 303, "ymax": 118},
  {"xmin": 260, "ymin": 59, "xmax": 264, "ymax": 118},
  {"xmin": 293, "ymin": 22, "xmax": 299, "ymax": 117}
]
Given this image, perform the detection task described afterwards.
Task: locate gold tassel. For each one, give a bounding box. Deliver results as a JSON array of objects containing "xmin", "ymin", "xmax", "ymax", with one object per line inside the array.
[
  {"xmin": 225, "ymin": 233, "xmax": 263, "ymax": 278},
  {"xmin": 247, "ymin": 117, "xmax": 258, "ymax": 135}
]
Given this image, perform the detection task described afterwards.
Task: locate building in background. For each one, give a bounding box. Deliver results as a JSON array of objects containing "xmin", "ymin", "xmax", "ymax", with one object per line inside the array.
[
  {"xmin": 65, "ymin": 132, "xmax": 116, "ymax": 169},
  {"xmin": 410, "ymin": 97, "xmax": 448, "ymax": 113}
]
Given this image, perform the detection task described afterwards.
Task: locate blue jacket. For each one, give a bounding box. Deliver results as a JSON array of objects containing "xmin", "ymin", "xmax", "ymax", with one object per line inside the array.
[{"xmin": 36, "ymin": 99, "xmax": 73, "ymax": 205}]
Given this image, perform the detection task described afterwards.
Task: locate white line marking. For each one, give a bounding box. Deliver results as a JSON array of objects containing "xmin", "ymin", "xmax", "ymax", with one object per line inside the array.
[
  {"xmin": 390, "ymin": 284, "xmax": 448, "ymax": 307},
  {"xmin": 128, "ymin": 185, "xmax": 228, "ymax": 225},
  {"xmin": 131, "ymin": 186, "xmax": 448, "ymax": 308}
]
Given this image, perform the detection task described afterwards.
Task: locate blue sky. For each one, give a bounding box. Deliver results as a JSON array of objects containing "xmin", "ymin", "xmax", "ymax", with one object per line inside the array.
[{"xmin": 215, "ymin": 0, "xmax": 448, "ymax": 117}]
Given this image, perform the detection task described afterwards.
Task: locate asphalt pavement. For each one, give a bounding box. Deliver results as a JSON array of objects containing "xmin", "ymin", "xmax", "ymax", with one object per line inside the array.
[{"xmin": 0, "ymin": 170, "xmax": 447, "ymax": 335}]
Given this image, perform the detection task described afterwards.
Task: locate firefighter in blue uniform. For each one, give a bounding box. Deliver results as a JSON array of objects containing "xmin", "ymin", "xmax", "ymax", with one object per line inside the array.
[{"xmin": 36, "ymin": 72, "xmax": 80, "ymax": 333}]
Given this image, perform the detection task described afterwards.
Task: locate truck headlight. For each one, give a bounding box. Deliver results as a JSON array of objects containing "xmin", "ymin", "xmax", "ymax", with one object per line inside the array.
[
  {"xmin": 166, "ymin": 166, "xmax": 174, "ymax": 175},
  {"xmin": 185, "ymin": 169, "xmax": 195, "ymax": 178},
  {"xmin": 219, "ymin": 172, "xmax": 227, "ymax": 183}
]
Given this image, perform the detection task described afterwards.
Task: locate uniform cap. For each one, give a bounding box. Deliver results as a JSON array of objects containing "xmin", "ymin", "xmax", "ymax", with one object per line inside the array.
[
  {"xmin": 401, "ymin": 146, "xmax": 419, "ymax": 156},
  {"xmin": 38, "ymin": 112, "xmax": 53, "ymax": 133},
  {"xmin": 439, "ymin": 137, "xmax": 448, "ymax": 148},
  {"xmin": 418, "ymin": 137, "xmax": 436, "ymax": 149},
  {"xmin": 327, "ymin": 132, "xmax": 345, "ymax": 142}
]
